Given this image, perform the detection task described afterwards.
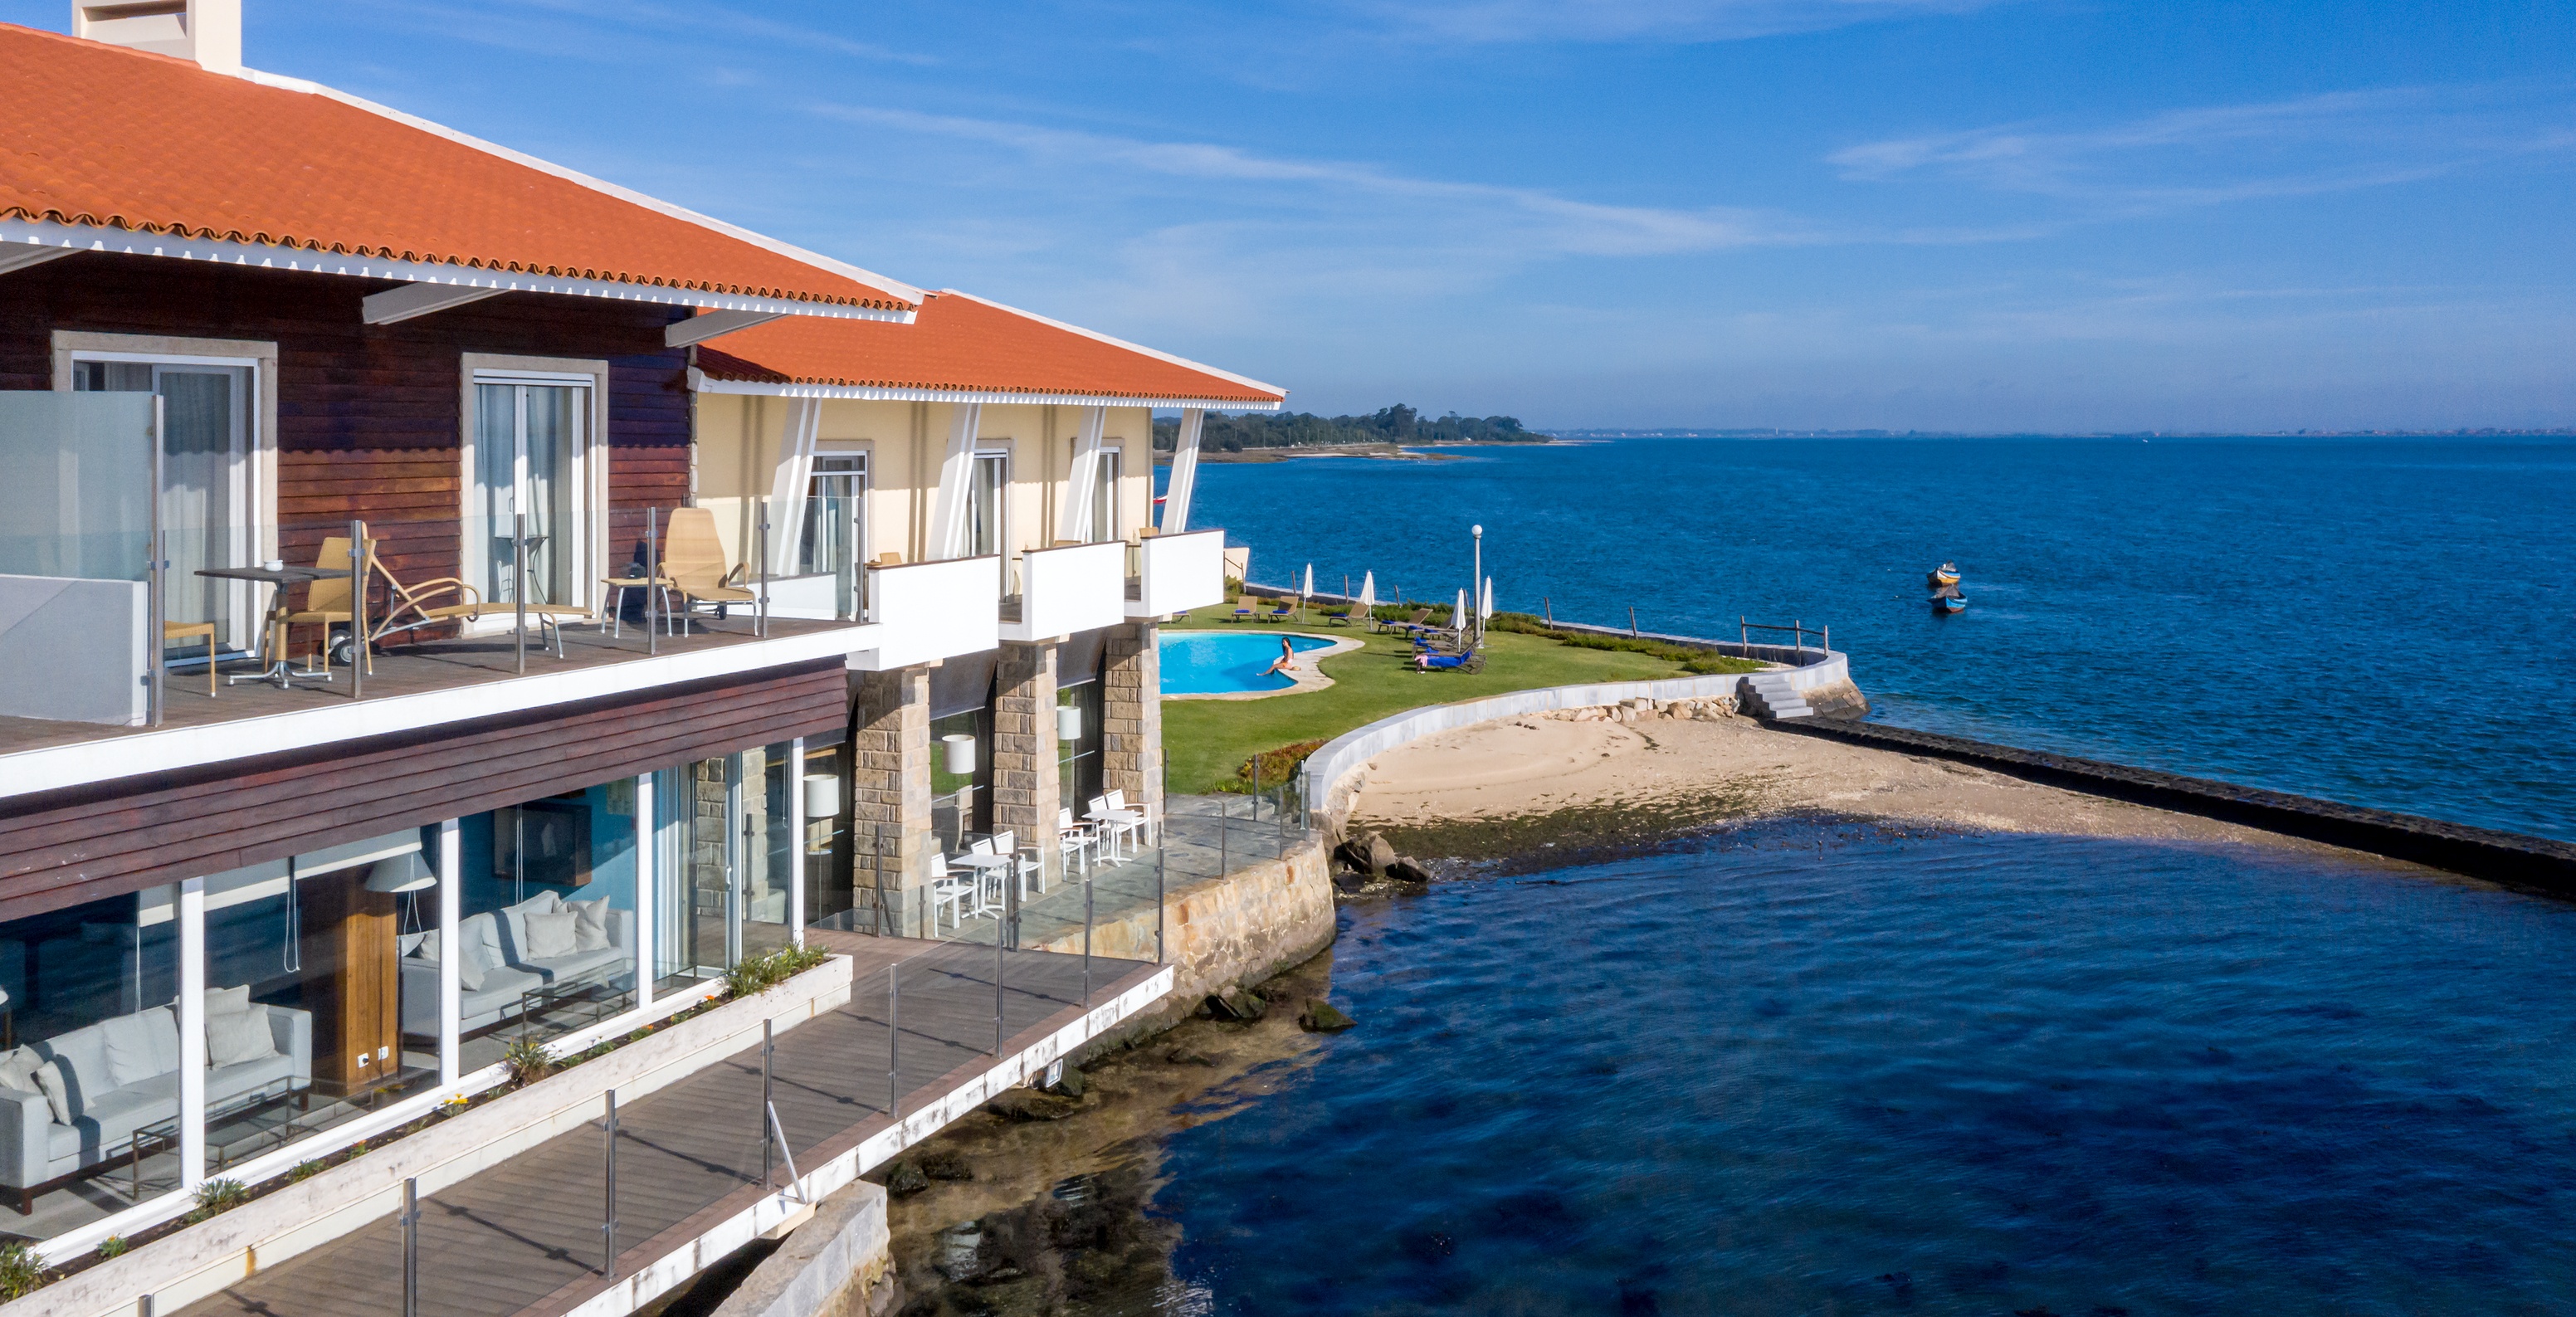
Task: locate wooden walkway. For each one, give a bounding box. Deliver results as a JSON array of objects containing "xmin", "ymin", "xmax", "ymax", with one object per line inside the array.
[{"xmin": 177, "ymin": 935, "xmax": 1157, "ymax": 1317}]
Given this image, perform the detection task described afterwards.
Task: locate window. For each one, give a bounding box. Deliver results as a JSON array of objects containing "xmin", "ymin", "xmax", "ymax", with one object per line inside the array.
[
  {"xmin": 1090, "ymin": 449, "xmax": 1122, "ymax": 544},
  {"xmin": 74, "ymin": 356, "xmax": 257, "ymax": 653},
  {"xmin": 651, "ymin": 744, "xmax": 795, "ymax": 991},
  {"xmin": 798, "ymin": 454, "xmax": 866, "ymax": 619},
  {"xmin": 968, "ymin": 451, "xmax": 1007, "ymax": 558},
  {"xmin": 470, "ymin": 376, "xmax": 588, "ymax": 607}
]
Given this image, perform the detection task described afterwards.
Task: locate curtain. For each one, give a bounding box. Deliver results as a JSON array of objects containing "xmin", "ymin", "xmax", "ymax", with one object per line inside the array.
[
  {"xmin": 474, "ymin": 384, "xmax": 517, "ymax": 603},
  {"xmin": 1090, "ymin": 451, "xmax": 1120, "ymax": 544},
  {"xmin": 159, "ymin": 369, "xmax": 243, "ymax": 646},
  {"xmin": 523, "ymin": 387, "xmax": 576, "ymax": 605}
]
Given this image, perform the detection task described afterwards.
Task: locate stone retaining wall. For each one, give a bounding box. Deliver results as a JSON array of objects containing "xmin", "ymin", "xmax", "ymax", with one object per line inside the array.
[
  {"xmin": 707, "ymin": 1178, "xmax": 895, "ymax": 1317},
  {"xmin": 1032, "ymin": 835, "xmax": 1336, "ymax": 1041}
]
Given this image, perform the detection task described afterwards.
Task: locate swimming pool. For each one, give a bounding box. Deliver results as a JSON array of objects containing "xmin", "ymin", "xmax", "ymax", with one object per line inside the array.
[{"xmin": 1159, "ymin": 631, "xmax": 1337, "ymax": 694}]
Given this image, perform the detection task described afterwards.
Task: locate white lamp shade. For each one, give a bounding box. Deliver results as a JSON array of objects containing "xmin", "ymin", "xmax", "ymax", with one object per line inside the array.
[
  {"xmin": 803, "ymin": 773, "xmax": 842, "ymax": 819},
  {"xmin": 942, "ymin": 733, "xmax": 978, "ymax": 776},
  {"xmin": 1056, "ymin": 705, "xmax": 1083, "ymax": 740},
  {"xmin": 363, "ymin": 852, "xmax": 436, "ymax": 894}
]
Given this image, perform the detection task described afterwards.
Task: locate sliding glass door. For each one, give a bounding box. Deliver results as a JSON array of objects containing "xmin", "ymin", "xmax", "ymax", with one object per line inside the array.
[
  {"xmin": 799, "ymin": 455, "xmax": 866, "ymax": 618},
  {"xmin": 471, "ymin": 378, "xmax": 584, "ymax": 607}
]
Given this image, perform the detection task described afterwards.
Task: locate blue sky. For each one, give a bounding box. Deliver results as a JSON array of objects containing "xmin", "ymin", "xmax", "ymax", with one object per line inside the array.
[{"xmin": 13, "ymin": 0, "xmax": 2573, "ymax": 431}]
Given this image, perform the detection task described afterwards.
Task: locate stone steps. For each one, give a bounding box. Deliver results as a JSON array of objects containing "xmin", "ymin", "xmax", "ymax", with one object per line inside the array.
[{"xmin": 1737, "ymin": 672, "xmax": 1813, "ymax": 720}]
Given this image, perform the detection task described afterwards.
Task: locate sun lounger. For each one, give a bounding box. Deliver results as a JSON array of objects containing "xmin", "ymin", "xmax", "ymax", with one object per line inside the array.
[{"xmin": 1231, "ymin": 595, "xmax": 1256, "ymax": 622}]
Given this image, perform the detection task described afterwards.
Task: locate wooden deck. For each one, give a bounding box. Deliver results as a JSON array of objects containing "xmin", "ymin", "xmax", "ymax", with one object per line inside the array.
[
  {"xmin": 0, "ymin": 615, "xmax": 857, "ymax": 758},
  {"xmin": 176, "ymin": 934, "xmax": 1159, "ymax": 1317}
]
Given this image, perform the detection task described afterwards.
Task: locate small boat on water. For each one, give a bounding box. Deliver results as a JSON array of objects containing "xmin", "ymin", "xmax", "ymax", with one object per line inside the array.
[
  {"xmin": 1928, "ymin": 560, "xmax": 1966, "ymax": 614},
  {"xmin": 1928, "ymin": 562, "xmax": 1960, "ymax": 588}
]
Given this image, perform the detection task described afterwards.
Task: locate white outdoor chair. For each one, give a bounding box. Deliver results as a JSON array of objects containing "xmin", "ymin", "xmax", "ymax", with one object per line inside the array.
[
  {"xmin": 964, "ymin": 837, "xmax": 1012, "ymax": 913},
  {"xmin": 1088, "ymin": 793, "xmax": 1144, "ymax": 861},
  {"xmin": 1106, "ymin": 790, "xmax": 1156, "ymax": 848},
  {"xmin": 988, "ymin": 831, "xmax": 1046, "ymax": 900},
  {"xmin": 1056, "ymin": 807, "xmax": 1098, "ymax": 875},
  {"xmin": 927, "ymin": 853, "xmax": 978, "ymax": 930}
]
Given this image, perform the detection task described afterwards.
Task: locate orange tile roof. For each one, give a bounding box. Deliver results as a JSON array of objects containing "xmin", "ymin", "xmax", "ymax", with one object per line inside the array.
[
  {"xmin": 0, "ymin": 25, "xmax": 913, "ymax": 312},
  {"xmin": 692, "ymin": 291, "xmax": 1286, "ymax": 405}
]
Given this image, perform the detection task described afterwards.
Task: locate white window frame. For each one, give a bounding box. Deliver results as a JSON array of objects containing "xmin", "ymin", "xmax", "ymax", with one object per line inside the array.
[{"xmin": 458, "ymin": 355, "xmax": 609, "ymax": 628}]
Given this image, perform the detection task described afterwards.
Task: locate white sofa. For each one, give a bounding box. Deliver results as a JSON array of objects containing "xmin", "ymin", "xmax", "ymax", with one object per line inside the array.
[
  {"xmin": 398, "ymin": 891, "xmax": 637, "ymax": 1038},
  {"xmin": 0, "ymin": 1001, "xmax": 310, "ymax": 1214}
]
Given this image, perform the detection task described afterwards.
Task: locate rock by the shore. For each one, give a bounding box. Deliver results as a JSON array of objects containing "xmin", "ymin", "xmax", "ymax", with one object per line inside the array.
[
  {"xmin": 919, "ymin": 1149, "xmax": 975, "ymax": 1181},
  {"xmin": 1384, "ymin": 857, "xmax": 1434, "ymax": 885},
  {"xmin": 885, "ymin": 1159, "xmax": 930, "ymax": 1197},
  {"xmin": 1208, "ymin": 988, "xmax": 1268, "ymax": 1022},
  {"xmin": 1336, "ymin": 829, "xmax": 1397, "ymax": 876},
  {"xmin": 1164, "ymin": 1046, "xmax": 1216, "ymax": 1066},
  {"xmin": 1299, "ymin": 999, "xmax": 1357, "ymax": 1032},
  {"xmin": 986, "ymin": 1089, "xmax": 1086, "ymax": 1122},
  {"xmin": 1047, "ymin": 1065, "xmax": 1088, "ymax": 1098}
]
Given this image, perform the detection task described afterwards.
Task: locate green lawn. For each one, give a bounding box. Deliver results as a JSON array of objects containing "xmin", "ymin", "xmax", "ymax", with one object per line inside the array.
[{"xmin": 1159, "ymin": 604, "xmax": 1724, "ymax": 795}]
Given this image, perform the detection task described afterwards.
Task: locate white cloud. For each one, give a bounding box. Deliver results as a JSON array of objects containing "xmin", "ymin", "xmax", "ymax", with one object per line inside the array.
[
  {"xmin": 1349, "ymin": 0, "xmax": 2007, "ymax": 43},
  {"xmin": 1831, "ymin": 86, "xmax": 2576, "ymax": 212}
]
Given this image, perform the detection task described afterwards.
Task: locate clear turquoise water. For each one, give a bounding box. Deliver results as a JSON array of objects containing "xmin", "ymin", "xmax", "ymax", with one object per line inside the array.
[
  {"xmin": 1159, "ymin": 631, "xmax": 1336, "ymax": 694},
  {"xmin": 1168, "ymin": 437, "xmax": 2576, "ymax": 839},
  {"xmin": 1150, "ymin": 832, "xmax": 2576, "ymax": 1315}
]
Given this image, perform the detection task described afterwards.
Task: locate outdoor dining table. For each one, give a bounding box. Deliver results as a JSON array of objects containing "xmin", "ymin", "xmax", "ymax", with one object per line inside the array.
[{"xmin": 195, "ymin": 564, "xmax": 352, "ymax": 690}]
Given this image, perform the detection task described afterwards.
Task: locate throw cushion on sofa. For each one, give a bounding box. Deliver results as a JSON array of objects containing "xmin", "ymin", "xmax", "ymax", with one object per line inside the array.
[
  {"xmin": 34, "ymin": 1059, "xmax": 72, "ymax": 1125},
  {"xmin": 568, "ymin": 898, "xmax": 612, "ymax": 952},
  {"xmin": 205, "ymin": 984, "xmax": 250, "ymax": 1018},
  {"xmin": 524, "ymin": 910, "xmax": 578, "ymax": 959},
  {"xmin": 0, "ymin": 1046, "xmax": 41, "ymax": 1095},
  {"xmin": 207, "ymin": 1007, "xmax": 276, "ymax": 1068},
  {"xmin": 105, "ymin": 1007, "xmax": 178, "ymax": 1088}
]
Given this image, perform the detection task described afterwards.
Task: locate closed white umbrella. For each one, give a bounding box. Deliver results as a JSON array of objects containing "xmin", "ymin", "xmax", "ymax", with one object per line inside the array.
[
  {"xmin": 1481, "ymin": 576, "xmax": 1495, "ymax": 624},
  {"xmin": 1358, "ymin": 572, "xmax": 1377, "ymax": 630},
  {"xmin": 1301, "ymin": 563, "xmax": 1314, "ymax": 617},
  {"xmin": 1455, "ymin": 588, "xmax": 1469, "ymax": 635}
]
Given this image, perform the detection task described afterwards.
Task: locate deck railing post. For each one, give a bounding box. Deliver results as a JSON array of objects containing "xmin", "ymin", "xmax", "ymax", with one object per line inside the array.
[
  {"xmin": 146, "ymin": 395, "xmax": 163, "ymax": 729},
  {"xmin": 1081, "ymin": 864, "xmax": 1094, "ymax": 1007},
  {"xmin": 887, "ymin": 964, "xmax": 900, "ymax": 1116},
  {"xmin": 761, "ymin": 1017, "xmax": 775, "ymax": 1189},
  {"xmin": 1219, "ymin": 794, "xmax": 1228, "ymax": 876},
  {"xmin": 514, "ymin": 510, "xmax": 529, "ymax": 675},
  {"xmin": 401, "ymin": 1177, "xmax": 419, "ymax": 1317},
  {"xmin": 602, "ymin": 1089, "xmax": 619, "ymax": 1276},
  {"xmin": 646, "ymin": 507, "xmax": 660, "ymax": 656},
  {"xmin": 1155, "ymin": 842, "xmax": 1165, "ymax": 963},
  {"xmin": 993, "ymin": 930, "xmax": 1006, "ymax": 1056},
  {"xmin": 756, "ymin": 498, "xmax": 770, "ymax": 639},
  {"xmin": 349, "ymin": 518, "xmax": 366, "ymax": 700}
]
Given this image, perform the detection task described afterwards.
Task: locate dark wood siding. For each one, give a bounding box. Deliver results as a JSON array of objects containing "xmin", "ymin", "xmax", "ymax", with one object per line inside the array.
[
  {"xmin": 0, "ymin": 251, "xmax": 693, "ymax": 589},
  {"xmin": 0, "ymin": 660, "xmax": 846, "ymax": 923}
]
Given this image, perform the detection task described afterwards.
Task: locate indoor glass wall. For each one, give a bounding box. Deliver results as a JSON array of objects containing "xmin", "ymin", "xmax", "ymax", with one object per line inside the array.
[
  {"xmin": 0, "ymin": 891, "xmax": 181, "ymax": 1233},
  {"xmin": 452, "ymin": 778, "xmax": 642, "ymax": 1071}
]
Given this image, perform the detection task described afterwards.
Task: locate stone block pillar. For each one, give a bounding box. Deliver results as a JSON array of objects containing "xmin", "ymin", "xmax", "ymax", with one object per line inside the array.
[
  {"xmin": 991, "ymin": 641, "xmax": 1062, "ymax": 890},
  {"xmin": 851, "ymin": 665, "xmax": 936, "ymax": 937},
  {"xmin": 1102, "ymin": 621, "xmax": 1163, "ymax": 828}
]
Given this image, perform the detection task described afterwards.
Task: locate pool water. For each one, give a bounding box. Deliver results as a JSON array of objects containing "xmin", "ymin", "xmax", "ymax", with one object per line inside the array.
[
  {"xmin": 1159, "ymin": 630, "xmax": 1335, "ymax": 694},
  {"xmin": 1148, "ymin": 831, "xmax": 2576, "ymax": 1314}
]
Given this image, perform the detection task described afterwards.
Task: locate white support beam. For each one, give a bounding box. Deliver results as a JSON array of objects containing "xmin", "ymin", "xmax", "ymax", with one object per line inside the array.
[
  {"xmin": 0, "ymin": 242, "xmax": 79, "ymax": 276},
  {"xmin": 924, "ymin": 402, "xmax": 983, "ymax": 561},
  {"xmin": 1160, "ymin": 407, "xmax": 1204, "ymax": 534},
  {"xmin": 766, "ymin": 398, "xmax": 822, "ymax": 576},
  {"xmin": 666, "ymin": 307, "xmax": 789, "ymax": 348},
  {"xmin": 361, "ymin": 280, "xmax": 508, "ymax": 325},
  {"xmin": 1056, "ymin": 405, "xmax": 1108, "ymax": 544}
]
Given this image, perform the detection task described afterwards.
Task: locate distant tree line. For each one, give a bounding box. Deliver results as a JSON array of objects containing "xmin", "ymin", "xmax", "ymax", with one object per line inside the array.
[{"xmin": 1150, "ymin": 404, "xmax": 1551, "ymax": 452}]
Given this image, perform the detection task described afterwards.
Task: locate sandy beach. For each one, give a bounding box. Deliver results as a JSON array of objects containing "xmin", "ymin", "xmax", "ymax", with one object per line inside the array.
[{"xmin": 1350, "ymin": 708, "xmax": 2377, "ymax": 861}]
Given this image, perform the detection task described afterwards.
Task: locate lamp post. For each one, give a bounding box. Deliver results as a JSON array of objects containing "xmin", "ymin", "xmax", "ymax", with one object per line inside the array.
[{"xmin": 1470, "ymin": 524, "xmax": 1483, "ymax": 642}]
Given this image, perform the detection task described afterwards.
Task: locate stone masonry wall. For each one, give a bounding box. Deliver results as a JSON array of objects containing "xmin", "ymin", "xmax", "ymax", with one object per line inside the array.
[
  {"xmin": 992, "ymin": 642, "xmax": 1063, "ymax": 887},
  {"xmin": 1100, "ymin": 621, "xmax": 1163, "ymax": 823},
  {"xmin": 851, "ymin": 666, "xmax": 935, "ymax": 937},
  {"xmin": 1035, "ymin": 833, "xmax": 1335, "ymax": 1044}
]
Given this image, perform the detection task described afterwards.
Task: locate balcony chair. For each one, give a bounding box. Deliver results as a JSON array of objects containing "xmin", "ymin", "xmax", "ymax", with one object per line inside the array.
[
  {"xmin": 281, "ymin": 534, "xmax": 384, "ymax": 674},
  {"xmin": 163, "ymin": 619, "xmax": 217, "ymax": 697},
  {"xmin": 661, "ymin": 507, "xmax": 758, "ymax": 628}
]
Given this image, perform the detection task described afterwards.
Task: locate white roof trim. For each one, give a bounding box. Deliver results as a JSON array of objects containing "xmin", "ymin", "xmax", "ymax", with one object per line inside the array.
[
  {"xmin": 689, "ymin": 368, "xmax": 1282, "ymax": 411},
  {"xmin": 0, "ymin": 622, "xmax": 881, "ymax": 800},
  {"xmin": 234, "ymin": 66, "xmax": 928, "ymax": 310},
  {"xmin": 935, "ymin": 290, "xmax": 1287, "ymax": 399},
  {"xmin": 0, "ymin": 218, "xmax": 913, "ymax": 321}
]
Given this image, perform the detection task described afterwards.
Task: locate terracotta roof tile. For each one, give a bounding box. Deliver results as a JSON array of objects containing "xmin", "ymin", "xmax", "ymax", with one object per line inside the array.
[
  {"xmin": 0, "ymin": 25, "xmax": 913, "ymax": 310},
  {"xmin": 693, "ymin": 291, "xmax": 1285, "ymax": 404}
]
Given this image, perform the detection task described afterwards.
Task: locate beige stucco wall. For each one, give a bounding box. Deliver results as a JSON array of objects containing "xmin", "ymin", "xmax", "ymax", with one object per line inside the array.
[{"xmin": 695, "ymin": 396, "xmax": 1156, "ymax": 571}]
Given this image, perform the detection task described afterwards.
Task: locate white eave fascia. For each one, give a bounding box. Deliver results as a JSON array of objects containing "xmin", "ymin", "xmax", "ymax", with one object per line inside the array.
[
  {"xmin": 688, "ymin": 367, "xmax": 1283, "ymax": 411},
  {"xmin": 0, "ymin": 622, "xmax": 880, "ymax": 801},
  {"xmin": 937, "ymin": 289, "xmax": 1288, "ymax": 399},
  {"xmin": 0, "ymin": 217, "xmax": 910, "ymax": 322},
  {"xmin": 233, "ymin": 66, "xmax": 928, "ymax": 310}
]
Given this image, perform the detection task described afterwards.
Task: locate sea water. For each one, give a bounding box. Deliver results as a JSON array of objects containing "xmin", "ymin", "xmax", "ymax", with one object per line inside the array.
[
  {"xmin": 1173, "ymin": 436, "xmax": 2576, "ymax": 839},
  {"xmin": 1145, "ymin": 832, "xmax": 2576, "ymax": 1315}
]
